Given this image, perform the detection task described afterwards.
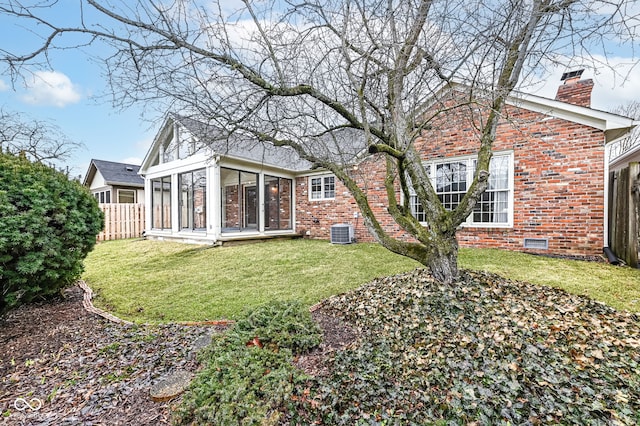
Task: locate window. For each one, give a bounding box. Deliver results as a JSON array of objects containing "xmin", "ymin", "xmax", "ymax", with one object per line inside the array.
[
  {"xmin": 471, "ymin": 156, "xmax": 510, "ymax": 224},
  {"xmin": 162, "ymin": 127, "xmax": 177, "ymax": 163},
  {"xmin": 410, "ymin": 152, "xmax": 513, "ymax": 226},
  {"xmin": 93, "ymin": 190, "xmax": 111, "ymax": 203},
  {"xmin": 220, "ymin": 168, "xmax": 259, "ymax": 232},
  {"xmin": 117, "ymin": 189, "xmax": 136, "ymax": 203},
  {"xmin": 179, "ymin": 169, "xmax": 207, "ymax": 231},
  {"xmin": 265, "ymin": 175, "xmax": 292, "ymax": 230},
  {"xmin": 435, "ymin": 161, "xmax": 467, "ymax": 211},
  {"xmin": 151, "ymin": 176, "xmax": 172, "ymax": 229},
  {"xmin": 310, "ymin": 175, "xmax": 335, "ymax": 200},
  {"xmin": 160, "ymin": 125, "xmax": 198, "ymax": 164}
]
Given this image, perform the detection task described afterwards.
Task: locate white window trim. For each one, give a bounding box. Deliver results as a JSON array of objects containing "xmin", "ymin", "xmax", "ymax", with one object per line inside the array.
[
  {"xmin": 93, "ymin": 189, "xmax": 111, "ymax": 204},
  {"xmin": 308, "ymin": 174, "xmax": 336, "ymax": 201},
  {"xmin": 411, "ymin": 151, "xmax": 514, "ymax": 228},
  {"xmin": 117, "ymin": 188, "xmax": 137, "ymax": 203}
]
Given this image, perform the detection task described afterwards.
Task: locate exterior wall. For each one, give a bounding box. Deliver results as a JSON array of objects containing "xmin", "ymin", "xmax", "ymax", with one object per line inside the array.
[
  {"xmin": 296, "ymin": 104, "xmax": 607, "ymax": 258},
  {"xmin": 295, "ymin": 161, "xmax": 407, "ymax": 243},
  {"xmin": 423, "ymin": 104, "xmax": 606, "ymax": 256},
  {"xmin": 89, "ymin": 170, "xmax": 106, "ymax": 190}
]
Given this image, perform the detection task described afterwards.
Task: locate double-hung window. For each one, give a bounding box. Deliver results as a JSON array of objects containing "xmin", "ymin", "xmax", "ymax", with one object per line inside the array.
[
  {"xmin": 410, "ymin": 152, "xmax": 513, "ymax": 227},
  {"xmin": 310, "ymin": 175, "xmax": 335, "ymax": 200}
]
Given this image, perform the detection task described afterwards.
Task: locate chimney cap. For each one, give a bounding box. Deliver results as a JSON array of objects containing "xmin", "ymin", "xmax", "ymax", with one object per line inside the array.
[{"xmin": 561, "ymin": 69, "xmax": 584, "ymax": 81}]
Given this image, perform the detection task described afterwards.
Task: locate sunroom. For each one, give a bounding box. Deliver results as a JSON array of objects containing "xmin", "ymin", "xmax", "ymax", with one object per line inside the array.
[{"xmin": 139, "ymin": 115, "xmax": 309, "ymax": 244}]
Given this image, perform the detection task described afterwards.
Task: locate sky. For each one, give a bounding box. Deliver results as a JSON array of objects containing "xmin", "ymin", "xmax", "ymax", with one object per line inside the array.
[{"xmin": 0, "ymin": 2, "xmax": 639, "ymax": 180}]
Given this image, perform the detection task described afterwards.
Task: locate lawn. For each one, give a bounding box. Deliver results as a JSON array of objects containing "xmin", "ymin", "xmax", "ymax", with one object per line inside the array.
[
  {"xmin": 82, "ymin": 238, "xmax": 640, "ymax": 323},
  {"xmin": 82, "ymin": 238, "xmax": 420, "ymax": 322}
]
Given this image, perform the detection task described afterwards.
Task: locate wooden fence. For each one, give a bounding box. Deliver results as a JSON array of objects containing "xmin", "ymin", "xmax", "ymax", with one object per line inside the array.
[
  {"xmin": 97, "ymin": 203, "xmax": 146, "ymax": 241},
  {"xmin": 609, "ymin": 162, "xmax": 639, "ymax": 268}
]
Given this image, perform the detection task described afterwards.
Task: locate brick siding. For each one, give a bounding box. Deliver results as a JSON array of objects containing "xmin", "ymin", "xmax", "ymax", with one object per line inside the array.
[{"xmin": 296, "ymin": 82, "xmax": 607, "ymax": 258}]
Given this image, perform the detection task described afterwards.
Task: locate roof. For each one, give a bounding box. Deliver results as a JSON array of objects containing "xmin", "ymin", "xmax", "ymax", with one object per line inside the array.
[
  {"xmin": 83, "ymin": 159, "xmax": 144, "ymax": 187},
  {"xmin": 507, "ymin": 90, "xmax": 638, "ymax": 143},
  {"xmin": 176, "ymin": 115, "xmax": 315, "ymax": 172},
  {"xmin": 141, "ymin": 82, "xmax": 637, "ymax": 175}
]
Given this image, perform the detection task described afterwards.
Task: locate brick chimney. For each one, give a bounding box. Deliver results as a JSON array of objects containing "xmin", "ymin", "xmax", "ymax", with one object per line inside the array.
[{"xmin": 555, "ymin": 69, "xmax": 594, "ymax": 107}]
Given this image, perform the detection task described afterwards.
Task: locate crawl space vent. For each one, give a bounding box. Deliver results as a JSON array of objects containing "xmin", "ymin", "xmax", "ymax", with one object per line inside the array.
[
  {"xmin": 523, "ymin": 238, "xmax": 549, "ymax": 250},
  {"xmin": 330, "ymin": 224, "xmax": 354, "ymax": 244}
]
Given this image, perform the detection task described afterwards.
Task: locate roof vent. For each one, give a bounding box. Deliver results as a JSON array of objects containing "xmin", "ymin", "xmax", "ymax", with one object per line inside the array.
[
  {"xmin": 125, "ymin": 166, "xmax": 134, "ymax": 172},
  {"xmin": 330, "ymin": 224, "xmax": 354, "ymax": 244}
]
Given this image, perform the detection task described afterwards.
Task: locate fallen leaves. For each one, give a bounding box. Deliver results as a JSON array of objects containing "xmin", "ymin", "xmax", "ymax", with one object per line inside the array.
[
  {"xmin": 0, "ymin": 286, "xmax": 224, "ymax": 425},
  {"xmin": 297, "ymin": 269, "xmax": 640, "ymax": 425}
]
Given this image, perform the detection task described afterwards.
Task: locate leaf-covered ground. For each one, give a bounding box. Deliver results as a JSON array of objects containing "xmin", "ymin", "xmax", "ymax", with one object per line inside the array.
[
  {"xmin": 0, "ymin": 286, "xmax": 224, "ymax": 425},
  {"xmin": 292, "ymin": 269, "xmax": 640, "ymax": 425}
]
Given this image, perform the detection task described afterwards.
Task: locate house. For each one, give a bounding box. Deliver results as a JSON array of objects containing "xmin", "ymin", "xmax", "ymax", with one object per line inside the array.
[
  {"xmin": 138, "ymin": 72, "xmax": 637, "ymax": 260},
  {"xmin": 83, "ymin": 159, "xmax": 145, "ymax": 204},
  {"xmin": 139, "ymin": 116, "xmax": 310, "ymax": 243}
]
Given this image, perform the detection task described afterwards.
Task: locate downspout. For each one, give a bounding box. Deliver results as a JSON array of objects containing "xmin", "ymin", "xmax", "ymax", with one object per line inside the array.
[{"xmin": 603, "ymin": 142, "xmax": 610, "ymax": 249}]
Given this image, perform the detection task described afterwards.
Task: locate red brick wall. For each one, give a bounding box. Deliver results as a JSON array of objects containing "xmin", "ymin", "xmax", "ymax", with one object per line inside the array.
[
  {"xmin": 428, "ymin": 104, "xmax": 606, "ymax": 256},
  {"xmin": 295, "ymin": 102, "xmax": 607, "ymax": 258}
]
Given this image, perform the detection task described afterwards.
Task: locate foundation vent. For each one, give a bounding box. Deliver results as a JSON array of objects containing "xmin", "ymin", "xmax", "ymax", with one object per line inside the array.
[{"xmin": 523, "ymin": 238, "xmax": 549, "ymax": 250}]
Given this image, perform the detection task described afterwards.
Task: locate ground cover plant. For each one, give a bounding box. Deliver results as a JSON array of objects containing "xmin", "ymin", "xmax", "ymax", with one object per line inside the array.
[
  {"xmin": 174, "ymin": 300, "xmax": 322, "ymax": 425},
  {"xmin": 79, "ymin": 239, "xmax": 640, "ymax": 423},
  {"xmin": 287, "ymin": 270, "xmax": 640, "ymax": 424}
]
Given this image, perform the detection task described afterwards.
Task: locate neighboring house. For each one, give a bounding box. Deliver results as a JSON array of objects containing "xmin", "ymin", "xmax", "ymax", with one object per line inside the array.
[
  {"xmin": 139, "ymin": 72, "xmax": 637, "ymax": 260},
  {"xmin": 83, "ymin": 159, "xmax": 145, "ymax": 204}
]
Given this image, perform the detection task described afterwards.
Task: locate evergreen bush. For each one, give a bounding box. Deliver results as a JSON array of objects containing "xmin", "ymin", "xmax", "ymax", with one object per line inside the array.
[
  {"xmin": 0, "ymin": 152, "xmax": 104, "ymax": 314},
  {"xmin": 174, "ymin": 300, "xmax": 322, "ymax": 425}
]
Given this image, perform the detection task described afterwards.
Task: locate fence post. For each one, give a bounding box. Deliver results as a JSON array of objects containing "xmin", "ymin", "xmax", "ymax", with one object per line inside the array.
[{"xmin": 629, "ymin": 162, "xmax": 639, "ymax": 268}]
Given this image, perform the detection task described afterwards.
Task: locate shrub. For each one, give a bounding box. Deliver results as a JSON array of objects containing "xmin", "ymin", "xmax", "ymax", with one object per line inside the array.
[
  {"xmin": 0, "ymin": 152, "xmax": 104, "ymax": 314},
  {"xmin": 174, "ymin": 300, "xmax": 322, "ymax": 425}
]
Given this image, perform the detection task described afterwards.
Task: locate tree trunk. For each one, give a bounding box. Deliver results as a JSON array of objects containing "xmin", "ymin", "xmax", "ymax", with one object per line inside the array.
[{"xmin": 427, "ymin": 236, "xmax": 459, "ymax": 284}]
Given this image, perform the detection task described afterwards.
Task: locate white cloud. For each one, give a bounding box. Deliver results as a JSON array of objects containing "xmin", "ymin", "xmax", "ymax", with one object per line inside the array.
[
  {"xmin": 0, "ymin": 79, "xmax": 8, "ymax": 92},
  {"xmin": 120, "ymin": 156, "xmax": 143, "ymax": 165},
  {"xmin": 21, "ymin": 71, "xmax": 82, "ymax": 107}
]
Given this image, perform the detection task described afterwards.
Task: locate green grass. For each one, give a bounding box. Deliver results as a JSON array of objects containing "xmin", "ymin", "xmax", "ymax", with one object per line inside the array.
[
  {"xmin": 459, "ymin": 247, "xmax": 640, "ymax": 313},
  {"xmin": 82, "ymin": 238, "xmax": 420, "ymax": 323},
  {"xmin": 82, "ymin": 239, "xmax": 640, "ymax": 323}
]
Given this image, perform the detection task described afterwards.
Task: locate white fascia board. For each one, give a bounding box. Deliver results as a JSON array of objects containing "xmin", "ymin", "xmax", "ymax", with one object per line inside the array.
[
  {"xmin": 219, "ymin": 154, "xmax": 299, "ymax": 176},
  {"xmin": 143, "ymin": 151, "xmax": 212, "ymax": 179},
  {"xmin": 507, "ymin": 92, "xmax": 637, "ymax": 140}
]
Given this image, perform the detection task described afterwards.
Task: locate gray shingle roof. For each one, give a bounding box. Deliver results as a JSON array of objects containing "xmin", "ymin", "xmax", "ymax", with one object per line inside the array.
[
  {"xmin": 89, "ymin": 159, "xmax": 144, "ymax": 187},
  {"xmin": 174, "ymin": 114, "xmax": 367, "ymax": 171}
]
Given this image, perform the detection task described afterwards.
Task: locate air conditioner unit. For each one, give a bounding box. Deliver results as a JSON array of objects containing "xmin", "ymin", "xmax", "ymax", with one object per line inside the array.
[{"xmin": 330, "ymin": 224, "xmax": 354, "ymax": 244}]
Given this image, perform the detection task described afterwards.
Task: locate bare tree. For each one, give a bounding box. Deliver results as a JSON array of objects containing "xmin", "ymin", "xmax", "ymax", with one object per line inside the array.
[
  {"xmin": 609, "ymin": 101, "xmax": 640, "ymax": 161},
  {"xmin": 0, "ymin": 108, "xmax": 82, "ymax": 167},
  {"xmin": 1, "ymin": 0, "xmax": 637, "ymax": 282}
]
